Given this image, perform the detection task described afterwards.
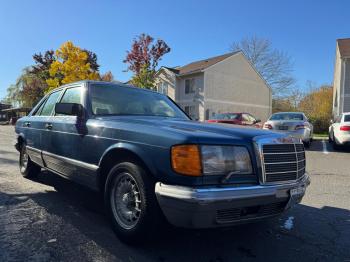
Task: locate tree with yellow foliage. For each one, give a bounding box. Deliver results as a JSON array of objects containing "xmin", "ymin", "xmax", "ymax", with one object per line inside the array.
[
  {"xmin": 299, "ymin": 85, "xmax": 333, "ymax": 132},
  {"xmin": 46, "ymin": 41, "xmax": 100, "ymax": 92}
]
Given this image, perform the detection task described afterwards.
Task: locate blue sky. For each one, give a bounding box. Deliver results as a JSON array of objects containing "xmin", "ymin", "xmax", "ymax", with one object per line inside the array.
[{"xmin": 0, "ymin": 0, "xmax": 349, "ymax": 99}]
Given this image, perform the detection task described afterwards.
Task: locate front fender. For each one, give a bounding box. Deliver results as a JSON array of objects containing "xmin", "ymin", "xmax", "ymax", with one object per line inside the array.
[{"xmin": 98, "ymin": 142, "xmax": 158, "ymax": 176}]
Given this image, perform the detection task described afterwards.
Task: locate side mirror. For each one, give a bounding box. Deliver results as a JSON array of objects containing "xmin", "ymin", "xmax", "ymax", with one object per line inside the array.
[{"xmin": 55, "ymin": 103, "xmax": 84, "ymax": 118}]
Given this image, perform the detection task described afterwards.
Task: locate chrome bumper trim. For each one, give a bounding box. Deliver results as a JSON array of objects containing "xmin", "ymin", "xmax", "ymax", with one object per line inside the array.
[
  {"xmin": 155, "ymin": 174, "xmax": 310, "ymax": 228},
  {"xmin": 155, "ymin": 174, "xmax": 310, "ymax": 203}
]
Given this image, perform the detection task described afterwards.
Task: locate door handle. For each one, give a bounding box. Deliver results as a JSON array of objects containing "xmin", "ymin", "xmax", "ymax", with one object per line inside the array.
[
  {"xmin": 24, "ymin": 122, "xmax": 31, "ymax": 127},
  {"xmin": 45, "ymin": 123, "xmax": 53, "ymax": 130}
]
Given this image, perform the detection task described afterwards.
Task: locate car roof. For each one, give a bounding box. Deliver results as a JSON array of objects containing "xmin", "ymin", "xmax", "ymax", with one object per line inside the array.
[
  {"xmin": 272, "ymin": 112, "xmax": 304, "ymax": 114},
  {"xmin": 46, "ymin": 80, "xmax": 162, "ymax": 96}
]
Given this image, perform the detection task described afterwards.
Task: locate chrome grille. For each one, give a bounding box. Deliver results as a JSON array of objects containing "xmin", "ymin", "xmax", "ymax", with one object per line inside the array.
[{"xmin": 262, "ymin": 143, "xmax": 305, "ymax": 183}]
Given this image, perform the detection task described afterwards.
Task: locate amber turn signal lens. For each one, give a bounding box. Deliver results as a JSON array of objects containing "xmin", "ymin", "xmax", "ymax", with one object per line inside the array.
[{"xmin": 171, "ymin": 145, "xmax": 202, "ymax": 176}]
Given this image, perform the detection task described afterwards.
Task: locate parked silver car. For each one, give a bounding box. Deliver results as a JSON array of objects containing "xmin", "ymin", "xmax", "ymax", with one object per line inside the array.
[{"xmin": 263, "ymin": 112, "xmax": 313, "ymax": 146}]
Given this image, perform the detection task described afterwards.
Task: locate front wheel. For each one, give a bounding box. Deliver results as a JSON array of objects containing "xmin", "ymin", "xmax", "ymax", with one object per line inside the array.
[
  {"xmin": 105, "ymin": 161, "xmax": 163, "ymax": 244},
  {"xmin": 328, "ymin": 134, "xmax": 332, "ymax": 143},
  {"xmin": 19, "ymin": 145, "xmax": 41, "ymax": 178},
  {"xmin": 304, "ymin": 139, "xmax": 311, "ymax": 148}
]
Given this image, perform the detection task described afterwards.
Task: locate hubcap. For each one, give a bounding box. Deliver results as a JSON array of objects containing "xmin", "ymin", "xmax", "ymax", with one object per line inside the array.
[{"xmin": 110, "ymin": 172, "xmax": 142, "ymax": 229}]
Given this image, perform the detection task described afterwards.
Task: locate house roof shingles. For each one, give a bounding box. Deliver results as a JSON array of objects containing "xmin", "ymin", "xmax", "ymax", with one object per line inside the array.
[
  {"xmin": 174, "ymin": 52, "xmax": 238, "ymax": 75},
  {"xmin": 338, "ymin": 38, "xmax": 350, "ymax": 58}
]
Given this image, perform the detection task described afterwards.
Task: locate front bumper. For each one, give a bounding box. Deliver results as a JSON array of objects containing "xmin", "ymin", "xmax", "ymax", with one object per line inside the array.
[{"xmin": 155, "ymin": 174, "xmax": 310, "ymax": 228}]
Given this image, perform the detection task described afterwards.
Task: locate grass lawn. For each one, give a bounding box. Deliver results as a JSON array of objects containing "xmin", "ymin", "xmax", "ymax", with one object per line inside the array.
[{"xmin": 313, "ymin": 133, "xmax": 328, "ymax": 139}]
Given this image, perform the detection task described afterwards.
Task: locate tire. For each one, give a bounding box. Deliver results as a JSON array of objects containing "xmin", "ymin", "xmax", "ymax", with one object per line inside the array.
[
  {"xmin": 328, "ymin": 134, "xmax": 332, "ymax": 143},
  {"xmin": 304, "ymin": 140, "xmax": 311, "ymax": 148},
  {"xmin": 333, "ymin": 140, "xmax": 341, "ymax": 150},
  {"xmin": 19, "ymin": 145, "xmax": 41, "ymax": 178},
  {"xmin": 104, "ymin": 161, "xmax": 163, "ymax": 244}
]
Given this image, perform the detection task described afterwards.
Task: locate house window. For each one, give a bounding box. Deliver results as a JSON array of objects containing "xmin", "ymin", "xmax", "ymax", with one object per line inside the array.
[
  {"xmin": 185, "ymin": 79, "xmax": 195, "ymax": 94},
  {"xmin": 184, "ymin": 105, "xmax": 196, "ymax": 118},
  {"xmin": 159, "ymin": 82, "xmax": 168, "ymax": 95}
]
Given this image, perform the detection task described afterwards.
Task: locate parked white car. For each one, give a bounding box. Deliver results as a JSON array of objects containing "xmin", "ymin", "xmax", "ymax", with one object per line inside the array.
[
  {"xmin": 263, "ymin": 112, "xmax": 313, "ymax": 147},
  {"xmin": 329, "ymin": 112, "xmax": 350, "ymax": 149}
]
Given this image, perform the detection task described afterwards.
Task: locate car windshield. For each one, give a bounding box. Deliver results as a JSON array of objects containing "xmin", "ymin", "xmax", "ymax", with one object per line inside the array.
[
  {"xmin": 270, "ymin": 113, "xmax": 303, "ymax": 121},
  {"xmin": 90, "ymin": 84, "xmax": 189, "ymax": 119},
  {"xmin": 211, "ymin": 113, "xmax": 239, "ymax": 120},
  {"xmin": 344, "ymin": 115, "xmax": 350, "ymax": 122}
]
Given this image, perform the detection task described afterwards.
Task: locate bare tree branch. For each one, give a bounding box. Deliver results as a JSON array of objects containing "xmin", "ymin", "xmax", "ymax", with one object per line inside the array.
[{"xmin": 230, "ymin": 36, "xmax": 295, "ymax": 98}]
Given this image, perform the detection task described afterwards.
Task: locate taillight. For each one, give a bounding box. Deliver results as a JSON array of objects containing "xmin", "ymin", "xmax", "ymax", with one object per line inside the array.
[
  {"xmin": 340, "ymin": 126, "xmax": 350, "ymax": 131},
  {"xmin": 264, "ymin": 123, "xmax": 273, "ymax": 129},
  {"xmin": 295, "ymin": 124, "xmax": 306, "ymax": 130}
]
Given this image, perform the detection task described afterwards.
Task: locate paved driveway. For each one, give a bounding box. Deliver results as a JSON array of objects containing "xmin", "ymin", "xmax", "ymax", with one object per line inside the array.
[{"xmin": 0, "ymin": 126, "xmax": 349, "ymax": 262}]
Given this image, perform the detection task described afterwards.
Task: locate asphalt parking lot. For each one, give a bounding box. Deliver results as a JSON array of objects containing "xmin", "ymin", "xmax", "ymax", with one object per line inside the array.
[{"xmin": 0, "ymin": 125, "xmax": 349, "ymax": 262}]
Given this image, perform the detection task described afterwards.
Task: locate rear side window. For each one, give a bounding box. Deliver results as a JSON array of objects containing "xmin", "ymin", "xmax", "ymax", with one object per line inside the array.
[
  {"xmin": 344, "ymin": 115, "xmax": 350, "ymax": 122},
  {"xmin": 40, "ymin": 91, "xmax": 62, "ymax": 116},
  {"xmin": 211, "ymin": 113, "xmax": 239, "ymax": 120},
  {"xmin": 60, "ymin": 87, "xmax": 82, "ymax": 104}
]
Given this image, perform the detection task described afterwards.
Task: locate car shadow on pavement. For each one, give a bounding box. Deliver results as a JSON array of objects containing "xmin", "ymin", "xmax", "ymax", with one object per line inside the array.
[
  {"xmin": 3, "ymin": 171, "xmax": 349, "ymax": 262},
  {"xmin": 305, "ymin": 140, "xmax": 350, "ymax": 153}
]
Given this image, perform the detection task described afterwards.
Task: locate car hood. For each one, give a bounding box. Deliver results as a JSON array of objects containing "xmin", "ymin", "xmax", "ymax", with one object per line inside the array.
[{"xmin": 95, "ymin": 116, "xmax": 281, "ymax": 142}]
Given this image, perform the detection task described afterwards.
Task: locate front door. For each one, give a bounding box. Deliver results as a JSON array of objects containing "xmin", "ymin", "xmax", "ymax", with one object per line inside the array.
[{"xmin": 42, "ymin": 85, "xmax": 96, "ymax": 188}]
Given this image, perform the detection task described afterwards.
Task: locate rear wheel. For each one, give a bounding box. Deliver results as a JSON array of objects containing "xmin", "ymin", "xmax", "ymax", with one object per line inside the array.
[
  {"xmin": 105, "ymin": 161, "xmax": 163, "ymax": 244},
  {"xmin": 19, "ymin": 145, "xmax": 41, "ymax": 178},
  {"xmin": 332, "ymin": 139, "xmax": 342, "ymax": 150}
]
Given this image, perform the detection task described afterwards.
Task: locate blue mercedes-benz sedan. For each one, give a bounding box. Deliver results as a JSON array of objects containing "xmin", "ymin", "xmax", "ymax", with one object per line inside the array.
[{"xmin": 15, "ymin": 81, "xmax": 310, "ymax": 244}]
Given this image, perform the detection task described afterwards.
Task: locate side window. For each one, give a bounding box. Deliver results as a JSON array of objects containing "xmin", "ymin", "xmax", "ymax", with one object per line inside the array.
[
  {"xmin": 40, "ymin": 91, "xmax": 62, "ymax": 116},
  {"xmin": 242, "ymin": 114, "xmax": 255, "ymax": 124},
  {"xmin": 33, "ymin": 99, "xmax": 47, "ymax": 116},
  {"xmin": 242, "ymin": 114, "xmax": 250, "ymax": 122},
  {"xmin": 248, "ymin": 114, "xmax": 256, "ymax": 123},
  {"xmin": 60, "ymin": 87, "xmax": 82, "ymax": 104}
]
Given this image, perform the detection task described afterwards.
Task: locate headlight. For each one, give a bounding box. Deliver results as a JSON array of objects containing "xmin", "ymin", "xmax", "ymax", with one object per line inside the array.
[
  {"xmin": 171, "ymin": 145, "xmax": 252, "ymax": 176},
  {"xmin": 201, "ymin": 145, "xmax": 252, "ymax": 175}
]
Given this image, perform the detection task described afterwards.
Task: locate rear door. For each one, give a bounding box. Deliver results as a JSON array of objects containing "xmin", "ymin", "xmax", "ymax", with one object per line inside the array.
[
  {"xmin": 25, "ymin": 91, "xmax": 63, "ymax": 166},
  {"xmin": 22, "ymin": 98, "xmax": 49, "ymax": 166}
]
